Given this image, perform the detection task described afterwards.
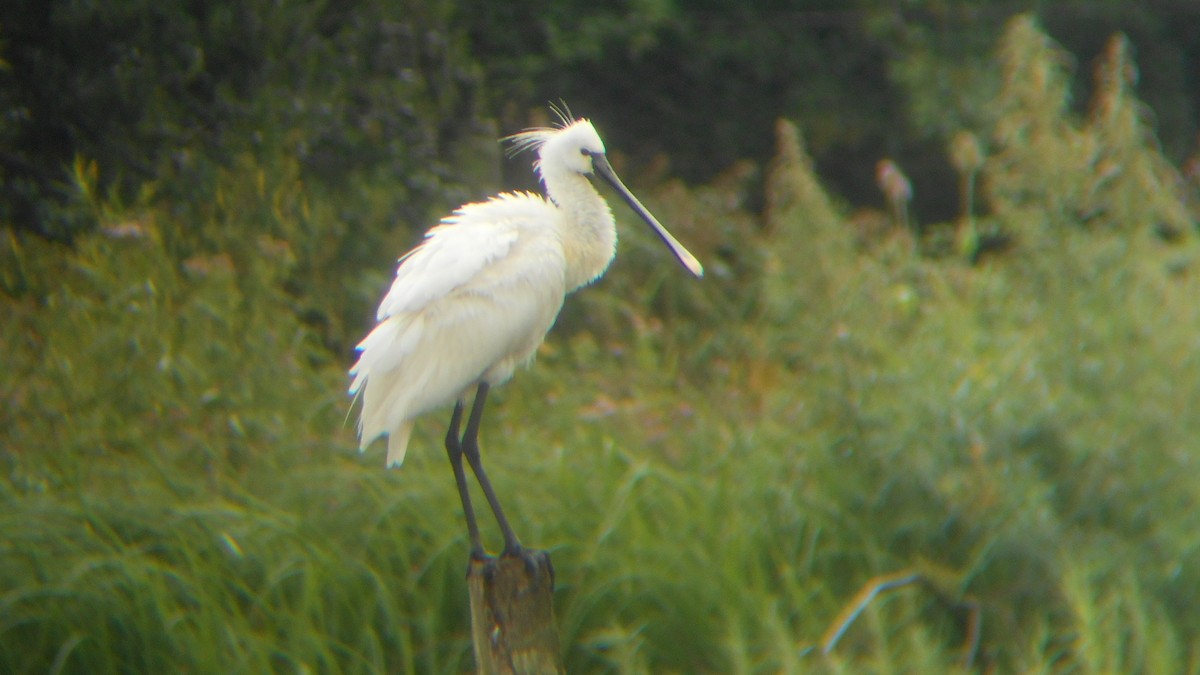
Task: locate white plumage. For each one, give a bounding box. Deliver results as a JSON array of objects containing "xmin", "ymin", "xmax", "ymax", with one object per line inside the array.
[
  {"xmin": 350, "ymin": 192, "xmax": 568, "ymax": 466},
  {"xmin": 347, "ymin": 111, "xmax": 702, "ymax": 556}
]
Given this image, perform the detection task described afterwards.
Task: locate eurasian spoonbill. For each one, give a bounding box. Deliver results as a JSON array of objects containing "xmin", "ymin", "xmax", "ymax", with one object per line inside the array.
[{"xmin": 349, "ymin": 111, "xmax": 703, "ymax": 558}]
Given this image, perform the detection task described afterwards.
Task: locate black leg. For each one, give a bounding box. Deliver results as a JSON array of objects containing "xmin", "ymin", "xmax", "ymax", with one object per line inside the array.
[
  {"xmin": 445, "ymin": 400, "xmax": 484, "ymax": 559},
  {"xmin": 460, "ymin": 383, "xmax": 524, "ymax": 556}
]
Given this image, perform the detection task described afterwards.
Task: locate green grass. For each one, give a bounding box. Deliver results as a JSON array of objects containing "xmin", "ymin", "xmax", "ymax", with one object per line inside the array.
[{"xmin": 3, "ymin": 15, "xmax": 1200, "ymax": 674}]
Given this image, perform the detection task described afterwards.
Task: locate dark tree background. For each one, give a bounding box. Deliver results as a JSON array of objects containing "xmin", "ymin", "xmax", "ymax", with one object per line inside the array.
[{"xmin": 2, "ymin": 0, "xmax": 1198, "ymax": 237}]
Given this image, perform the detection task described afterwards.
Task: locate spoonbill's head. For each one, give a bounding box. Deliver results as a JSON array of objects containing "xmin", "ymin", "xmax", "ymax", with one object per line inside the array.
[
  {"xmin": 507, "ymin": 118, "xmax": 704, "ymax": 278},
  {"xmin": 543, "ymin": 119, "xmax": 608, "ymax": 175},
  {"xmin": 507, "ymin": 118, "xmax": 606, "ymax": 177}
]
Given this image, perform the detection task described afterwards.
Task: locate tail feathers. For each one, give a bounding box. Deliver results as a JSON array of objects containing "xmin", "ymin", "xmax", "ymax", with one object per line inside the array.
[
  {"xmin": 352, "ymin": 413, "xmax": 415, "ymax": 466},
  {"xmin": 352, "ymin": 367, "xmax": 416, "ymax": 467},
  {"xmin": 385, "ymin": 422, "xmax": 415, "ymax": 468}
]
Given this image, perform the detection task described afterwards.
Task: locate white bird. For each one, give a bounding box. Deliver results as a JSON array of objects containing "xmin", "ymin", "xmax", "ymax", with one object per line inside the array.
[{"xmin": 349, "ymin": 109, "xmax": 703, "ymax": 558}]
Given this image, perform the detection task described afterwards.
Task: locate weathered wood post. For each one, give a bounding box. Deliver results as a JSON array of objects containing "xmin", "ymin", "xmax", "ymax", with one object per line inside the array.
[{"xmin": 466, "ymin": 550, "xmax": 563, "ymax": 674}]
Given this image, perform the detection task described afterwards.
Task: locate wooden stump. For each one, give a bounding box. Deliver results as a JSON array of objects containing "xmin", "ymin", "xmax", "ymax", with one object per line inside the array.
[{"xmin": 466, "ymin": 550, "xmax": 563, "ymax": 675}]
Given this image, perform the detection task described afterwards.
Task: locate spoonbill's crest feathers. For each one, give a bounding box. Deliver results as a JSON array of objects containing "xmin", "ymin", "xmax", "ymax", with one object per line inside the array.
[
  {"xmin": 548, "ymin": 99, "xmax": 575, "ymax": 126},
  {"xmin": 503, "ymin": 107, "xmax": 589, "ymax": 158}
]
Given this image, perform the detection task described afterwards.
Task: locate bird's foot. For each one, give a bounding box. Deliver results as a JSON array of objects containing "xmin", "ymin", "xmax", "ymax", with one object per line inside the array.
[
  {"xmin": 501, "ymin": 544, "xmax": 554, "ymax": 583},
  {"xmin": 468, "ymin": 544, "xmax": 489, "ymax": 563},
  {"xmin": 464, "ymin": 545, "xmax": 554, "ymax": 586},
  {"xmin": 462, "ymin": 537, "xmax": 554, "ymax": 580}
]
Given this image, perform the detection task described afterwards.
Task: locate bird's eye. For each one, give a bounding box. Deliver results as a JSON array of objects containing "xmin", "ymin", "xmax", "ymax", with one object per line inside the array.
[{"xmin": 580, "ymin": 148, "xmax": 591, "ymax": 157}]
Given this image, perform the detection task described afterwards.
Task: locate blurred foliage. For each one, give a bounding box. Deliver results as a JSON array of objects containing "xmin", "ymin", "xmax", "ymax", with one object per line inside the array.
[
  {"xmin": 1, "ymin": 0, "xmax": 511, "ymax": 356},
  {"xmin": 0, "ymin": 0, "xmax": 493, "ymax": 268},
  {"xmin": 4, "ymin": 1, "xmax": 1198, "ymax": 234},
  {"xmin": 3, "ymin": 5, "xmax": 1200, "ymax": 675},
  {"xmin": 459, "ymin": 0, "xmax": 1200, "ymax": 222}
]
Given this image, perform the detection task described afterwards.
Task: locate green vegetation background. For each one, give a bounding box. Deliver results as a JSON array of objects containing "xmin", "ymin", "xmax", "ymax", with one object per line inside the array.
[{"xmin": 3, "ymin": 3, "xmax": 1200, "ymax": 673}]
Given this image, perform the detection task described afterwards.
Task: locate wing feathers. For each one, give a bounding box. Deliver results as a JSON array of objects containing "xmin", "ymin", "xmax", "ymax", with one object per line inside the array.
[
  {"xmin": 376, "ymin": 194, "xmax": 546, "ymax": 320},
  {"xmin": 350, "ymin": 192, "xmax": 565, "ymax": 465}
]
